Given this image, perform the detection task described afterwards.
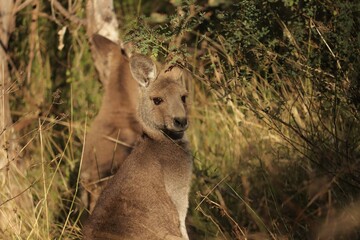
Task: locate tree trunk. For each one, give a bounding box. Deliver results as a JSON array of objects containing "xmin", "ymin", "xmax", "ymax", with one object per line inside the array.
[
  {"xmin": 0, "ymin": 0, "xmax": 15, "ymax": 164},
  {"xmin": 0, "ymin": 1, "xmax": 34, "ymax": 236},
  {"xmin": 86, "ymin": 0, "xmax": 120, "ymax": 84}
]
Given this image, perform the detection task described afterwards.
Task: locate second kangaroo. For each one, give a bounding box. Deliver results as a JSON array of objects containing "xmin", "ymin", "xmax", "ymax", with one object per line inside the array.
[
  {"xmin": 83, "ymin": 54, "xmax": 193, "ymax": 239},
  {"xmin": 81, "ymin": 35, "xmax": 141, "ymax": 211}
]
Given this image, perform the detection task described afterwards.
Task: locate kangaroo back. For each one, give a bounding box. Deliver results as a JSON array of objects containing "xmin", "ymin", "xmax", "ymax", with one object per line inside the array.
[
  {"xmin": 83, "ymin": 55, "xmax": 193, "ymax": 239},
  {"xmin": 81, "ymin": 35, "xmax": 141, "ymax": 212}
]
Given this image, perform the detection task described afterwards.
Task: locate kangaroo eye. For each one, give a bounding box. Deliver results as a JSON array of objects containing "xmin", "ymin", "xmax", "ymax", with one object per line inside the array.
[
  {"xmin": 153, "ymin": 97, "xmax": 163, "ymax": 105},
  {"xmin": 181, "ymin": 95, "xmax": 186, "ymax": 103}
]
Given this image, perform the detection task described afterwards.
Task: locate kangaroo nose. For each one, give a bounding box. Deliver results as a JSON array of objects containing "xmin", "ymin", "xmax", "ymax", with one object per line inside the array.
[{"xmin": 173, "ymin": 117, "xmax": 188, "ymax": 130}]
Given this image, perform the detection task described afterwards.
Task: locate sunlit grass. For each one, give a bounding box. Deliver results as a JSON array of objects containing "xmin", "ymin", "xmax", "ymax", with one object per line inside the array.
[{"xmin": 1, "ymin": 0, "xmax": 359, "ymax": 240}]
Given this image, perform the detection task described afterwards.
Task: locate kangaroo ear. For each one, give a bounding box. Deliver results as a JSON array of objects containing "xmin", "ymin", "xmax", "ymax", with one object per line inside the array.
[
  {"xmin": 164, "ymin": 65, "xmax": 190, "ymax": 90},
  {"xmin": 180, "ymin": 69, "xmax": 192, "ymax": 91},
  {"xmin": 130, "ymin": 54, "xmax": 157, "ymax": 87},
  {"xmin": 92, "ymin": 34, "xmax": 119, "ymax": 57}
]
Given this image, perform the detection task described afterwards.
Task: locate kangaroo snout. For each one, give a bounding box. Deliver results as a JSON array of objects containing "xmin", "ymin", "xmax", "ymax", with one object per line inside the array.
[
  {"xmin": 173, "ymin": 117, "xmax": 188, "ymax": 130},
  {"xmin": 162, "ymin": 116, "xmax": 188, "ymax": 140}
]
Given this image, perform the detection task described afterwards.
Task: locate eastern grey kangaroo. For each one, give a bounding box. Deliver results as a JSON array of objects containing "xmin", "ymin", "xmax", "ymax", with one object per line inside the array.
[
  {"xmin": 81, "ymin": 35, "xmax": 141, "ymax": 211},
  {"xmin": 82, "ymin": 54, "xmax": 192, "ymax": 239}
]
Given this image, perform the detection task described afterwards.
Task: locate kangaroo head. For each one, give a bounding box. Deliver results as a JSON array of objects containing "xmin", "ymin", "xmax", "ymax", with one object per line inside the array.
[{"xmin": 130, "ymin": 54, "xmax": 189, "ymax": 141}]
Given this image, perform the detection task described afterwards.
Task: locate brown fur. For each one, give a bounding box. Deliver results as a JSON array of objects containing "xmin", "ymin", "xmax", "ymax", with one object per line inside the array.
[
  {"xmin": 82, "ymin": 55, "xmax": 192, "ymax": 239},
  {"xmin": 81, "ymin": 35, "xmax": 141, "ymax": 211}
]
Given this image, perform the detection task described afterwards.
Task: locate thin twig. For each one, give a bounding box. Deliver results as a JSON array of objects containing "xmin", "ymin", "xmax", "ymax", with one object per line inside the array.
[
  {"xmin": 50, "ymin": 0, "xmax": 87, "ymax": 26},
  {"xmin": 0, "ymin": 180, "xmax": 37, "ymax": 208},
  {"xmin": 195, "ymin": 175, "xmax": 229, "ymax": 210},
  {"xmin": 14, "ymin": 0, "xmax": 34, "ymax": 13},
  {"xmin": 103, "ymin": 135, "xmax": 134, "ymax": 148}
]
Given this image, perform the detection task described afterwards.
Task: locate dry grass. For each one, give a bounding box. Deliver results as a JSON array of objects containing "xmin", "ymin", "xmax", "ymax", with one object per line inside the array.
[{"xmin": 1, "ymin": 0, "xmax": 359, "ymax": 239}]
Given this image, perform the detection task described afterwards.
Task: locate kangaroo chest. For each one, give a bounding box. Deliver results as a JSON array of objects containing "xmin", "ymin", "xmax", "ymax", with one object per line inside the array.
[
  {"xmin": 147, "ymin": 139, "xmax": 192, "ymax": 238},
  {"xmin": 145, "ymin": 139, "xmax": 192, "ymax": 208},
  {"xmin": 161, "ymin": 148, "xmax": 192, "ymax": 207}
]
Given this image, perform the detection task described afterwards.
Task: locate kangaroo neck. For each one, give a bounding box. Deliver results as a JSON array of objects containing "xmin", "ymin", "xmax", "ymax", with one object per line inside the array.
[
  {"xmin": 140, "ymin": 132, "xmax": 190, "ymax": 155},
  {"xmin": 101, "ymin": 59, "xmax": 138, "ymax": 113}
]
